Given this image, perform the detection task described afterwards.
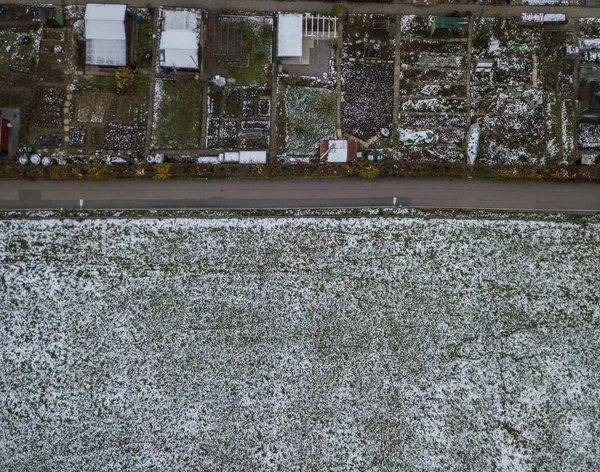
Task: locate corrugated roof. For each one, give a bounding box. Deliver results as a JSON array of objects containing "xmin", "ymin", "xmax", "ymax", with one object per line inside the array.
[
  {"xmin": 221, "ymin": 151, "xmax": 267, "ymax": 164},
  {"xmin": 239, "ymin": 151, "xmax": 267, "ymax": 164},
  {"xmin": 434, "ymin": 17, "xmax": 469, "ymax": 29},
  {"xmin": 327, "ymin": 140, "xmax": 348, "ymax": 163},
  {"xmin": 277, "ymin": 13, "xmax": 303, "ymax": 57},
  {"xmin": 223, "ymin": 152, "xmax": 239, "ymax": 163}
]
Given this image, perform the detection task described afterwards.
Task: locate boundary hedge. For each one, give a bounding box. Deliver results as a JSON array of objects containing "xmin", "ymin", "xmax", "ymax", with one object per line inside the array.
[{"xmin": 1, "ymin": 161, "xmax": 600, "ymax": 182}]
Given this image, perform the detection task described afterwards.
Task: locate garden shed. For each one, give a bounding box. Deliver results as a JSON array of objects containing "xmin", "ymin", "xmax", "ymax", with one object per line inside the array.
[
  {"xmin": 84, "ymin": 3, "xmax": 128, "ymax": 67},
  {"xmin": 36, "ymin": 7, "xmax": 64, "ymax": 28},
  {"xmin": 562, "ymin": 44, "xmax": 580, "ymax": 58},
  {"xmin": 579, "ymin": 38, "xmax": 600, "ymax": 50},
  {"xmin": 319, "ymin": 139, "xmax": 358, "ymax": 163},
  {"xmin": 159, "ymin": 10, "xmax": 200, "ymax": 70},
  {"xmin": 277, "ymin": 13, "xmax": 303, "ymax": 58},
  {"xmin": 517, "ymin": 13, "xmax": 567, "ymax": 26},
  {"xmin": 0, "ymin": 114, "xmax": 10, "ymax": 155},
  {"xmin": 430, "ymin": 17, "xmax": 468, "ymax": 36},
  {"xmin": 476, "ymin": 60, "xmax": 494, "ymax": 73},
  {"xmin": 222, "ymin": 151, "xmax": 267, "ymax": 164},
  {"xmin": 580, "ymin": 81, "xmax": 600, "ymax": 117}
]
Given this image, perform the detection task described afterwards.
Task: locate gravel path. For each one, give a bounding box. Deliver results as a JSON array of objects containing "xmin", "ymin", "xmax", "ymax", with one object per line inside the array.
[{"xmin": 4, "ymin": 0, "xmax": 600, "ymax": 18}]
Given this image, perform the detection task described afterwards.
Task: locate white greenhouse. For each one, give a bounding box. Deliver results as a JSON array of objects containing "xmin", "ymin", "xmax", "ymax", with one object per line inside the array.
[
  {"xmin": 84, "ymin": 3, "xmax": 128, "ymax": 67},
  {"xmin": 159, "ymin": 10, "xmax": 200, "ymax": 70}
]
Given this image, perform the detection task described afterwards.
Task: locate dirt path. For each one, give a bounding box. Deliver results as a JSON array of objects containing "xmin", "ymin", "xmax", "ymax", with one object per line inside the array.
[
  {"xmin": 269, "ymin": 17, "xmax": 279, "ymax": 161},
  {"xmin": 335, "ymin": 20, "xmax": 343, "ymax": 139},
  {"xmin": 392, "ymin": 15, "xmax": 402, "ymax": 138},
  {"xmin": 465, "ymin": 15, "xmax": 474, "ymax": 130},
  {"xmin": 143, "ymin": 7, "xmax": 160, "ymax": 158},
  {"xmin": 7, "ymin": 0, "xmax": 600, "ymax": 18},
  {"xmin": 573, "ymin": 20, "xmax": 581, "ymax": 160}
]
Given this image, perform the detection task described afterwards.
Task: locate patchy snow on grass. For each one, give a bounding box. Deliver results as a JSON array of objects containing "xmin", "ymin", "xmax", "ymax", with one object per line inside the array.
[
  {"xmin": 479, "ymin": 115, "xmax": 545, "ymax": 165},
  {"xmin": 402, "ymin": 98, "xmax": 465, "ymax": 113},
  {"xmin": 522, "ymin": 0, "xmax": 569, "ymax": 5},
  {"xmin": 399, "ymin": 15, "xmax": 433, "ymax": 38},
  {"xmin": 399, "ymin": 128, "xmax": 436, "ymax": 145},
  {"xmin": 399, "ymin": 114, "xmax": 466, "ymax": 129},
  {"xmin": 151, "ymin": 78, "xmax": 202, "ymax": 149},
  {"xmin": 415, "ymin": 55, "xmax": 464, "ymax": 68},
  {"xmin": 561, "ymin": 100, "xmax": 575, "ymax": 162},
  {"xmin": 283, "ymin": 86, "xmax": 336, "ymax": 156},
  {"xmin": 1, "ymin": 217, "xmax": 599, "ymax": 471}
]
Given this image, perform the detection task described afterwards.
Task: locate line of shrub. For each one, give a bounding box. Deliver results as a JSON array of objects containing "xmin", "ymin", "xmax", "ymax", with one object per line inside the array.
[{"xmin": 1, "ymin": 161, "xmax": 599, "ymax": 182}]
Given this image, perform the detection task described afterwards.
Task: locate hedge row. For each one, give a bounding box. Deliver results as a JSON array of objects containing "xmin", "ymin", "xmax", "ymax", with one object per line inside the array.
[{"xmin": 1, "ymin": 161, "xmax": 599, "ymax": 182}]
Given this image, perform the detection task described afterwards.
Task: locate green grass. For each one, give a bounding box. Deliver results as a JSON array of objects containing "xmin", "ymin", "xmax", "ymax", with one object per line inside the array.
[
  {"xmin": 153, "ymin": 79, "xmax": 203, "ymax": 149},
  {"xmin": 225, "ymin": 19, "xmax": 273, "ymax": 87},
  {"xmin": 131, "ymin": 7, "xmax": 154, "ymax": 70},
  {"xmin": 283, "ymin": 87, "xmax": 337, "ymax": 156},
  {"xmin": 71, "ymin": 75, "xmax": 118, "ymax": 93},
  {"xmin": 545, "ymin": 93, "xmax": 577, "ymax": 164}
]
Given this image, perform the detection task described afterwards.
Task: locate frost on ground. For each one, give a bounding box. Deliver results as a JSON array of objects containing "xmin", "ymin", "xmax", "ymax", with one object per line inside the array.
[
  {"xmin": 34, "ymin": 86, "xmax": 66, "ymax": 128},
  {"xmin": 283, "ymin": 87, "xmax": 336, "ymax": 156},
  {"xmin": 102, "ymin": 122, "xmax": 133, "ymax": 151},
  {"xmin": 342, "ymin": 62, "xmax": 394, "ymax": 140},
  {"xmin": 1, "ymin": 217, "xmax": 599, "ymax": 472},
  {"xmin": 579, "ymin": 122, "xmax": 600, "ymax": 150}
]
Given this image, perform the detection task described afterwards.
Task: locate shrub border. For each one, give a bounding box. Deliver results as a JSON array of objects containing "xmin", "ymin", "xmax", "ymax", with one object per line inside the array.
[{"xmin": 1, "ymin": 161, "xmax": 600, "ymax": 182}]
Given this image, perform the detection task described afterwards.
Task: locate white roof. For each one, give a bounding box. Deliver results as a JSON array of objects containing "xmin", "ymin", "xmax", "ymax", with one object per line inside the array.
[
  {"xmin": 327, "ymin": 140, "xmax": 348, "ymax": 163},
  {"xmin": 466, "ymin": 123, "xmax": 480, "ymax": 165},
  {"xmin": 197, "ymin": 155, "xmax": 222, "ymax": 164},
  {"xmin": 476, "ymin": 60, "xmax": 494, "ymax": 71},
  {"xmin": 543, "ymin": 13, "xmax": 566, "ymax": 22},
  {"xmin": 239, "ymin": 151, "xmax": 267, "ymax": 164},
  {"xmin": 86, "ymin": 39, "xmax": 127, "ymax": 66},
  {"xmin": 520, "ymin": 13, "xmax": 544, "ymax": 23},
  {"xmin": 223, "ymin": 152, "xmax": 239, "ymax": 163},
  {"xmin": 85, "ymin": 4, "xmax": 127, "ymax": 66},
  {"xmin": 221, "ymin": 151, "xmax": 267, "ymax": 164},
  {"xmin": 580, "ymin": 38, "xmax": 600, "ymax": 49},
  {"xmin": 163, "ymin": 10, "xmax": 198, "ymax": 30},
  {"xmin": 160, "ymin": 30, "xmax": 198, "ymax": 69},
  {"xmin": 85, "ymin": 3, "xmax": 127, "ymax": 21},
  {"xmin": 278, "ymin": 14, "xmax": 303, "ymax": 57},
  {"xmin": 85, "ymin": 4, "xmax": 126, "ymax": 40},
  {"xmin": 159, "ymin": 10, "xmax": 199, "ymax": 69}
]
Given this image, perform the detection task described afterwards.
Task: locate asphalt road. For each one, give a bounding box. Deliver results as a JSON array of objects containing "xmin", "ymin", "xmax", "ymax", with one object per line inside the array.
[{"xmin": 1, "ymin": 179, "xmax": 599, "ymax": 212}]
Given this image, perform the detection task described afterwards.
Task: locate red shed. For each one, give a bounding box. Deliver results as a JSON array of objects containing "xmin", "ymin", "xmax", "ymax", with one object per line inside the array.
[
  {"xmin": 319, "ymin": 139, "xmax": 358, "ymax": 163},
  {"xmin": 0, "ymin": 114, "xmax": 10, "ymax": 155}
]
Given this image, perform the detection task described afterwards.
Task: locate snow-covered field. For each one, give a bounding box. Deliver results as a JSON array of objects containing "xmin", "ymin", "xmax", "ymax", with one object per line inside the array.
[{"xmin": 1, "ymin": 217, "xmax": 599, "ymax": 471}]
